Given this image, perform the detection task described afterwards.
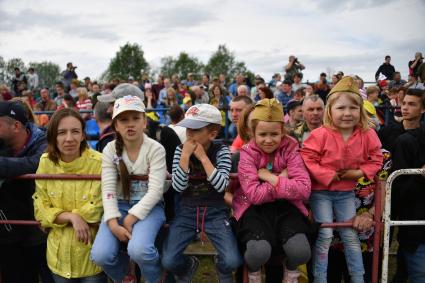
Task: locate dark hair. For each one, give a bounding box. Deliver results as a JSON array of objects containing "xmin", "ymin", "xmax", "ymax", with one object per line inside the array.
[
  {"xmin": 56, "ymin": 81, "xmax": 64, "ymax": 89},
  {"xmin": 46, "ymin": 108, "xmax": 88, "ymax": 165},
  {"xmin": 63, "ymin": 94, "xmax": 76, "ymax": 107},
  {"xmin": 283, "ymin": 79, "xmax": 293, "ymax": 86},
  {"xmin": 28, "ymin": 67, "xmax": 34, "ymax": 72},
  {"xmin": 405, "ymin": 88, "xmax": 425, "ymax": 109},
  {"xmin": 168, "ymin": 105, "xmax": 185, "ymax": 124},
  {"xmin": 258, "ymin": 86, "xmax": 274, "ymax": 99},
  {"xmin": 232, "ymin": 95, "xmax": 253, "ymax": 105},
  {"xmin": 293, "ymin": 73, "xmax": 303, "ymax": 80},
  {"xmin": 385, "ymin": 55, "xmax": 391, "ymax": 59}
]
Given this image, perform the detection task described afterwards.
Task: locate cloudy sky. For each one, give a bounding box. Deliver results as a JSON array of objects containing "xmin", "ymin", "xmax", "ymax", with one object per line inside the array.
[{"xmin": 1, "ymin": 0, "xmax": 424, "ymax": 83}]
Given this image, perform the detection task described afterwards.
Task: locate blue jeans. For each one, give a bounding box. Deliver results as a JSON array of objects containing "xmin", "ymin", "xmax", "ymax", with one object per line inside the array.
[
  {"xmin": 310, "ymin": 191, "xmax": 364, "ymax": 283},
  {"xmin": 402, "ymin": 244, "xmax": 425, "ymax": 283},
  {"xmin": 51, "ymin": 272, "xmax": 106, "ymax": 283},
  {"xmin": 90, "ymin": 200, "xmax": 165, "ymax": 283},
  {"xmin": 161, "ymin": 206, "xmax": 242, "ymax": 282}
]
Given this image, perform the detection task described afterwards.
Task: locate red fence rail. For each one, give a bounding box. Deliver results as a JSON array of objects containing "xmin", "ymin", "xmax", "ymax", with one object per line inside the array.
[{"xmin": 1, "ymin": 173, "xmax": 384, "ymax": 283}]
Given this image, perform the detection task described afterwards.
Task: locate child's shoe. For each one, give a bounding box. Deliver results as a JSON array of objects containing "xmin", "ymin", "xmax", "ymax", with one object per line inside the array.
[{"xmin": 174, "ymin": 256, "xmax": 200, "ymax": 283}]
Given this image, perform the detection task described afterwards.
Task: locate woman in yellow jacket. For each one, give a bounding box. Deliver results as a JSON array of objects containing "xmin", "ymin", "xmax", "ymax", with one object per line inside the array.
[{"xmin": 33, "ymin": 108, "xmax": 106, "ymax": 283}]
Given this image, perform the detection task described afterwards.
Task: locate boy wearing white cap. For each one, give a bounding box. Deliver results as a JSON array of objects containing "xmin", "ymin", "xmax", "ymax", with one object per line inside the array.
[{"xmin": 162, "ymin": 104, "xmax": 242, "ymax": 282}]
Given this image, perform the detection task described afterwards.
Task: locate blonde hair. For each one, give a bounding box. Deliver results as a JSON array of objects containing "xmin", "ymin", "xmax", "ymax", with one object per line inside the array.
[
  {"xmin": 77, "ymin": 87, "xmax": 88, "ymax": 99},
  {"xmin": 324, "ymin": 92, "xmax": 369, "ymax": 131}
]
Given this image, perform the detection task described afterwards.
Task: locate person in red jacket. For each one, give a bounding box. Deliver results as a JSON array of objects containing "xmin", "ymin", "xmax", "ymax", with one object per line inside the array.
[{"xmin": 301, "ymin": 77, "xmax": 383, "ymax": 283}]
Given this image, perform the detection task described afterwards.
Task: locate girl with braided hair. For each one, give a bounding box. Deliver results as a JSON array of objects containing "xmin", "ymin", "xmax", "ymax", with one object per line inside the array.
[{"xmin": 91, "ymin": 96, "xmax": 167, "ymax": 283}]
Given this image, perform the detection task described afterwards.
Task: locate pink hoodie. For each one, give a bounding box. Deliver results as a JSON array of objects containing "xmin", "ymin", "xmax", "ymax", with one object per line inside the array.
[
  {"xmin": 300, "ymin": 126, "xmax": 383, "ymax": 191},
  {"xmin": 233, "ymin": 135, "xmax": 311, "ymax": 221}
]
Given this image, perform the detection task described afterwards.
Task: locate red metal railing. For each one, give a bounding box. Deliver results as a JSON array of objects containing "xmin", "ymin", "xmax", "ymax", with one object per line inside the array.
[{"xmin": 1, "ymin": 173, "xmax": 383, "ymax": 283}]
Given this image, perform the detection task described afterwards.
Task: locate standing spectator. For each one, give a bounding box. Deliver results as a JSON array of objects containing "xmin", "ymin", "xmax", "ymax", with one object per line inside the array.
[
  {"xmin": 84, "ymin": 76, "xmax": 91, "ymax": 90},
  {"xmin": 33, "ymin": 108, "xmax": 106, "ymax": 283},
  {"xmin": 0, "ymin": 101, "xmax": 53, "ymax": 283},
  {"xmin": 27, "ymin": 67, "xmax": 39, "ymax": 92},
  {"xmin": 408, "ymin": 52, "xmax": 424, "ymax": 79},
  {"xmin": 285, "ymin": 55, "xmax": 305, "ymax": 82},
  {"xmin": 237, "ymin": 85, "xmax": 249, "ymax": 97},
  {"xmin": 76, "ymin": 87, "xmax": 93, "ymax": 120},
  {"xmin": 61, "ymin": 62, "xmax": 78, "ymax": 91},
  {"xmin": 11, "ymin": 67, "xmax": 27, "ymax": 96},
  {"xmin": 186, "ymin": 73, "xmax": 196, "ymax": 87},
  {"xmin": 375, "ymin": 55, "xmax": 395, "ymax": 81}
]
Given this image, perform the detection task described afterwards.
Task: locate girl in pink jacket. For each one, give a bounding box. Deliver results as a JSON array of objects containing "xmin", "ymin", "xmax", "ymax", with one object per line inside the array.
[
  {"xmin": 300, "ymin": 77, "xmax": 383, "ymax": 283},
  {"xmin": 233, "ymin": 98, "xmax": 313, "ymax": 283}
]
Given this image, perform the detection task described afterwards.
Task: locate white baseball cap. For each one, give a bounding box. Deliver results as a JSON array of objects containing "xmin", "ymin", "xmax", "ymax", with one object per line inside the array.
[
  {"xmin": 97, "ymin": 83, "xmax": 144, "ymax": 103},
  {"xmin": 177, "ymin": 104, "xmax": 222, "ymax": 129},
  {"xmin": 112, "ymin": 95, "xmax": 145, "ymax": 120}
]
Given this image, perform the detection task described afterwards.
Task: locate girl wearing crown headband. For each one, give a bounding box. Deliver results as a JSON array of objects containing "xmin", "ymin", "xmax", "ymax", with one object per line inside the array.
[
  {"xmin": 300, "ymin": 77, "xmax": 383, "ymax": 283},
  {"xmin": 233, "ymin": 98, "xmax": 313, "ymax": 283},
  {"xmin": 91, "ymin": 96, "xmax": 167, "ymax": 283}
]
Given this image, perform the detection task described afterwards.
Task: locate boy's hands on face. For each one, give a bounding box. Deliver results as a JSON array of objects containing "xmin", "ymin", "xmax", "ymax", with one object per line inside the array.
[
  {"xmin": 182, "ymin": 139, "xmax": 198, "ymax": 156},
  {"xmin": 193, "ymin": 142, "xmax": 207, "ymax": 161}
]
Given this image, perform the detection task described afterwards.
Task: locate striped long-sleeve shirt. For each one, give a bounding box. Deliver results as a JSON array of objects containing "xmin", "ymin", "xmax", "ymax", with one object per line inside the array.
[{"xmin": 172, "ymin": 142, "xmax": 231, "ymax": 207}]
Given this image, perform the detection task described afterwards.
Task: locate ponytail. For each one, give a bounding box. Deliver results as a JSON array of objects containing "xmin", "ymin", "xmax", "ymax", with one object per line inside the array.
[{"xmin": 115, "ymin": 133, "xmax": 131, "ymax": 200}]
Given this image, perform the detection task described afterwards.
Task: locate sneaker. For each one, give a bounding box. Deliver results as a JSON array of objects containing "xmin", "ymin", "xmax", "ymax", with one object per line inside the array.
[
  {"xmin": 282, "ymin": 268, "xmax": 300, "ymax": 283},
  {"xmin": 248, "ymin": 271, "xmax": 262, "ymax": 283},
  {"xmin": 174, "ymin": 256, "xmax": 200, "ymax": 283}
]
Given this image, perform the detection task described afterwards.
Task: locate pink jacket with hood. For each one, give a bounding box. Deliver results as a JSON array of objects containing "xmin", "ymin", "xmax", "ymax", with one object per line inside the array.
[{"xmin": 232, "ymin": 135, "xmax": 311, "ymax": 221}]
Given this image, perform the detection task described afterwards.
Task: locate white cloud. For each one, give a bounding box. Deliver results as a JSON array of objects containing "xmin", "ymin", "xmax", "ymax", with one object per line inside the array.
[{"xmin": 0, "ymin": 0, "xmax": 424, "ymax": 82}]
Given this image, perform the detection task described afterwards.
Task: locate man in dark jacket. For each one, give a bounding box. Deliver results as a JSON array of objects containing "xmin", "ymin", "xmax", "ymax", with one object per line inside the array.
[
  {"xmin": 375, "ymin": 55, "xmax": 396, "ymax": 81},
  {"xmin": 392, "ymin": 124, "xmax": 425, "ymax": 282},
  {"xmin": 0, "ymin": 101, "xmax": 53, "ymax": 283}
]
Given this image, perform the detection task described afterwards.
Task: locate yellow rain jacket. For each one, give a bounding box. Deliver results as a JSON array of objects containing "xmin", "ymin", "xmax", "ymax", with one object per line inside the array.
[{"xmin": 33, "ymin": 148, "xmax": 103, "ymax": 279}]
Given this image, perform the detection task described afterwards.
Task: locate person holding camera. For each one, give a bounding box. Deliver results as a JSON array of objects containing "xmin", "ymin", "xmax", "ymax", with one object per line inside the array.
[
  {"xmin": 61, "ymin": 62, "xmax": 78, "ymax": 91},
  {"xmin": 285, "ymin": 55, "xmax": 305, "ymax": 83}
]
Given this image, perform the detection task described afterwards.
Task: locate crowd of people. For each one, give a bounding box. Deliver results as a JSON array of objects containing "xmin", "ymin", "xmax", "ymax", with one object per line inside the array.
[{"xmin": 0, "ymin": 52, "xmax": 425, "ymax": 283}]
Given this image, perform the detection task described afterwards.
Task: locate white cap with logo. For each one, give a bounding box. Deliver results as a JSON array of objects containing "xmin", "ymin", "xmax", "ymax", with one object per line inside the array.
[
  {"xmin": 177, "ymin": 104, "xmax": 222, "ymax": 129},
  {"xmin": 112, "ymin": 95, "xmax": 145, "ymax": 120}
]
